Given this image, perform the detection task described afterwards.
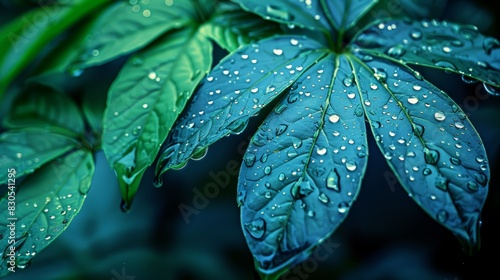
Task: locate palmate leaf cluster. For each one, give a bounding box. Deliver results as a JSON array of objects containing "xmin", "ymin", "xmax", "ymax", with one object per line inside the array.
[{"xmin": 0, "ymin": 0, "xmax": 499, "ymax": 278}]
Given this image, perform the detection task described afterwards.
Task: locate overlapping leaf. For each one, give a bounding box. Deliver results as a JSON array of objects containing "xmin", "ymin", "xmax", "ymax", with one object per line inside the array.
[
  {"xmin": 69, "ymin": 0, "xmax": 197, "ymax": 69},
  {"xmin": 0, "ymin": 150, "xmax": 94, "ymax": 277},
  {"xmin": 0, "ymin": 0, "xmax": 110, "ymax": 100},
  {"xmin": 322, "ymin": 0, "xmax": 378, "ymax": 32},
  {"xmin": 239, "ymin": 54, "xmax": 368, "ymax": 274},
  {"xmin": 201, "ymin": 2, "xmax": 283, "ymax": 52},
  {"xmin": 233, "ymin": 0, "xmax": 332, "ymax": 32},
  {"xmin": 156, "ymin": 35, "xmax": 329, "ymax": 176},
  {"xmin": 103, "ymin": 27, "xmax": 212, "ymax": 206},
  {"xmin": 353, "ymin": 19, "xmax": 500, "ymax": 87},
  {"xmin": 349, "ymin": 52, "xmax": 489, "ymax": 253}
]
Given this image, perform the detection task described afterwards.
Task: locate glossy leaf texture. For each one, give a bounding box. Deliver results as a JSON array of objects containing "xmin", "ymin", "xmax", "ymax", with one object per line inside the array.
[
  {"xmin": 353, "ymin": 19, "xmax": 500, "ymax": 88},
  {"xmin": 233, "ymin": 0, "xmax": 332, "ymax": 32},
  {"xmin": 239, "ymin": 54, "xmax": 368, "ymax": 274},
  {"xmin": 69, "ymin": 0, "xmax": 197, "ymax": 69},
  {"xmin": 3, "ymin": 85, "xmax": 84, "ymax": 137},
  {"xmin": 201, "ymin": 2, "xmax": 283, "ymax": 52},
  {"xmin": 0, "ymin": 150, "xmax": 94, "ymax": 277},
  {"xmin": 350, "ymin": 52, "xmax": 489, "ymax": 254},
  {"xmin": 0, "ymin": 129, "xmax": 78, "ymax": 185},
  {"xmin": 0, "ymin": 0, "xmax": 110, "ymax": 100},
  {"xmin": 156, "ymin": 35, "xmax": 329, "ymax": 176},
  {"xmin": 103, "ymin": 27, "xmax": 212, "ymax": 206},
  {"xmin": 322, "ymin": 0, "xmax": 378, "ymax": 32}
]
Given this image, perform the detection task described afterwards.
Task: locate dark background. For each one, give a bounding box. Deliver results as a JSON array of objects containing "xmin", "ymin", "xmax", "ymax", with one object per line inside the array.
[{"xmin": 1, "ymin": 0, "xmax": 499, "ymax": 279}]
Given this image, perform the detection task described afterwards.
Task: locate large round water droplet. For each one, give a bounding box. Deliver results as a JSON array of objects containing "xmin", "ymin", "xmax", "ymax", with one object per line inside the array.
[
  {"xmin": 434, "ymin": 111, "xmax": 446, "ymax": 122},
  {"xmin": 326, "ymin": 169, "xmax": 340, "ymax": 192},
  {"xmin": 337, "ymin": 202, "xmax": 349, "ymax": 214},
  {"xmin": 244, "ymin": 218, "xmax": 266, "ymax": 239},
  {"xmin": 346, "ymin": 160, "xmax": 357, "ymax": 171},
  {"xmin": 424, "ymin": 148, "xmax": 440, "ymax": 165},
  {"xmin": 264, "ymin": 166, "xmax": 272, "ymax": 175},
  {"xmin": 372, "ymin": 68, "xmax": 388, "ymax": 83},
  {"xmin": 273, "ymin": 49, "xmax": 284, "ymax": 56},
  {"xmin": 408, "ymin": 96, "xmax": 419, "ymax": 104},
  {"xmin": 409, "ymin": 28, "xmax": 422, "ymax": 40},
  {"xmin": 329, "ymin": 114, "xmax": 340, "ymax": 123},
  {"xmin": 387, "ymin": 44, "xmax": 406, "ymax": 58}
]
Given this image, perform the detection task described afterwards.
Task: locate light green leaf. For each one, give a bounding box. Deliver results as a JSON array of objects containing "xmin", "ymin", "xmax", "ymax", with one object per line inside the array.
[
  {"xmin": 353, "ymin": 19, "xmax": 500, "ymax": 88},
  {"xmin": 0, "ymin": 129, "xmax": 78, "ymax": 185},
  {"xmin": 0, "ymin": 150, "xmax": 94, "ymax": 277},
  {"xmin": 3, "ymin": 85, "xmax": 84, "ymax": 136},
  {"xmin": 69, "ymin": 0, "xmax": 198, "ymax": 70},
  {"xmin": 0, "ymin": 0, "xmax": 110, "ymax": 100},
  {"xmin": 103, "ymin": 27, "xmax": 212, "ymax": 207},
  {"xmin": 201, "ymin": 2, "xmax": 282, "ymax": 52},
  {"xmin": 350, "ymin": 53, "xmax": 489, "ymax": 254}
]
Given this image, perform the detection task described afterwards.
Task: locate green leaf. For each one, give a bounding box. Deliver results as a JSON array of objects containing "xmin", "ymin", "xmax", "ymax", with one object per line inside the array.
[
  {"xmin": 82, "ymin": 85, "xmax": 107, "ymax": 136},
  {"xmin": 322, "ymin": 0, "xmax": 378, "ymax": 32},
  {"xmin": 233, "ymin": 0, "xmax": 332, "ymax": 32},
  {"xmin": 350, "ymin": 52, "xmax": 489, "ymax": 254},
  {"xmin": 201, "ymin": 2, "xmax": 282, "ymax": 52},
  {"xmin": 103, "ymin": 27, "xmax": 212, "ymax": 206},
  {"xmin": 0, "ymin": 0, "xmax": 110, "ymax": 100},
  {"xmin": 239, "ymin": 54, "xmax": 367, "ymax": 274},
  {"xmin": 353, "ymin": 19, "xmax": 500, "ymax": 87},
  {"xmin": 69, "ymin": 0, "xmax": 198, "ymax": 70},
  {"xmin": 156, "ymin": 35, "xmax": 328, "ymax": 177},
  {"xmin": 0, "ymin": 150, "xmax": 94, "ymax": 276},
  {"xmin": 0, "ymin": 129, "xmax": 78, "ymax": 185},
  {"xmin": 3, "ymin": 85, "xmax": 84, "ymax": 136}
]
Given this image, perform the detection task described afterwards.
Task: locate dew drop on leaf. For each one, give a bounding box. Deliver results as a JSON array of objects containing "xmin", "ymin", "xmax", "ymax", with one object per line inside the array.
[
  {"xmin": 337, "ymin": 202, "xmax": 349, "ymax": 214},
  {"xmin": 326, "ymin": 169, "xmax": 340, "ymax": 192},
  {"xmin": 244, "ymin": 218, "xmax": 266, "ymax": 239}
]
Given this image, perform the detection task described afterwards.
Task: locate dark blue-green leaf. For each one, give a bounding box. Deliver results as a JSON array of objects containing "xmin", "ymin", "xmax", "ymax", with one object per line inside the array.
[
  {"xmin": 322, "ymin": 0, "xmax": 378, "ymax": 32},
  {"xmin": 0, "ymin": 129, "xmax": 78, "ymax": 185},
  {"xmin": 233, "ymin": 0, "xmax": 332, "ymax": 32},
  {"xmin": 350, "ymin": 52, "xmax": 489, "ymax": 254},
  {"xmin": 239, "ymin": 54, "xmax": 368, "ymax": 275},
  {"xmin": 156, "ymin": 35, "xmax": 328, "ymax": 176},
  {"xmin": 353, "ymin": 19, "xmax": 500, "ymax": 87},
  {"xmin": 3, "ymin": 85, "xmax": 84, "ymax": 136},
  {"xmin": 0, "ymin": 150, "xmax": 94, "ymax": 277},
  {"xmin": 69, "ymin": 0, "xmax": 197, "ymax": 69},
  {"xmin": 201, "ymin": 2, "xmax": 282, "ymax": 52},
  {"xmin": 103, "ymin": 27, "xmax": 212, "ymax": 206}
]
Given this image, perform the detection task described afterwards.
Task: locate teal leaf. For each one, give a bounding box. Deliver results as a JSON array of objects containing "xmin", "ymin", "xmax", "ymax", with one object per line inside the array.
[
  {"xmin": 201, "ymin": 2, "xmax": 282, "ymax": 52},
  {"xmin": 0, "ymin": 0, "xmax": 110, "ymax": 100},
  {"xmin": 322, "ymin": 0, "xmax": 378, "ymax": 32},
  {"xmin": 350, "ymin": 53, "xmax": 489, "ymax": 254},
  {"xmin": 70, "ymin": 0, "xmax": 197, "ymax": 69},
  {"xmin": 353, "ymin": 19, "xmax": 500, "ymax": 88},
  {"xmin": 233, "ymin": 0, "xmax": 332, "ymax": 32},
  {"xmin": 156, "ymin": 35, "xmax": 328, "ymax": 176},
  {"xmin": 0, "ymin": 129, "xmax": 78, "ymax": 185},
  {"xmin": 239, "ymin": 54, "xmax": 368, "ymax": 274},
  {"xmin": 3, "ymin": 85, "xmax": 84, "ymax": 137},
  {"xmin": 0, "ymin": 150, "xmax": 94, "ymax": 277},
  {"xmin": 103, "ymin": 27, "xmax": 212, "ymax": 206}
]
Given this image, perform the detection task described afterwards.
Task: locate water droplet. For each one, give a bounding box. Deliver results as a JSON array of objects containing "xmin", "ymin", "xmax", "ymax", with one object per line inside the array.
[
  {"xmin": 343, "ymin": 77, "xmax": 353, "ymax": 87},
  {"xmin": 423, "ymin": 168, "xmax": 432, "ymax": 176},
  {"xmin": 307, "ymin": 210, "xmax": 315, "ymax": 217},
  {"xmin": 475, "ymin": 172, "xmax": 487, "ymax": 186},
  {"xmin": 278, "ymin": 173, "xmax": 286, "ymax": 181},
  {"xmin": 243, "ymin": 153, "xmax": 255, "ymax": 167},
  {"xmin": 483, "ymin": 83, "xmax": 500, "ymax": 96},
  {"xmin": 264, "ymin": 166, "xmax": 272, "ymax": 175},
  {"xmin": 316, "ymin": 147, "xmax": 327, "ymax": 155},
  {"xmin": 290, "ymin": 38, "xmax": 299, "ymax": 45},
  {"xmin": 337, "ymin": 202, "xmax": 349, "ymax": 214},
  {"xmin": 370, "ymin": 83, "xmax": 378, "ymax": 90},
  {"xmin": 354, "ymin": 105, "xmax": 364, "ymax": 117},
  {"xmin": 326, "ymin": 169, "xmax": 340, "ymax": 192},
  {"xmin": 410, "ymin": 29, "xmax": 422, "ymax": 40},
  {"xmin": 482, "ymin": 37, "xmax": 500, "ymax": 55},
  {"xmin": 475, "ymin": 156, "xmax": 485, "ymax": 163},
  {"xmin": 450, "ymin": 157, "xmax": 461, "ymax": 165},
  {"xmin": 412, "ymin": 85, "xmax": 422, "ymax": 91},
  {"xmin": 372, "ymin": 68, "xmax": 388, "ymax": 82},
  {"xmin": 408, "ymin": 96, "xmax": 419, "ymax": 104},
  {"xmin": 276, "ymin": 124, "xmax": 288, "ymax": 136},
  {"xmin": 329, "ymin": 114, "xmax": 340, "ymax": 123},
  {"xmin": 264, "ymin": 192, "xmax": 272, "ymax": 199},
  {"xmin": 434, "ymin": 111, "xmax": 446, "ymax": 122},
  {"xmin": 467, "ymin": 181, "xmax": 478, "ymax": 192},
  {"xmin": 461, "ymin": 75, "xmax": 478, "ymax": 84},
  {"xmin": 292, "ymin": 139, "xmax": 302, "ymax": 149},
  {"xmin": 424, "ymin": 148, "xmax": 440, "ymax": 165},
  {"xmin": 274, "ymin": 104, "xmax": 288, "ymax": 114},
  {"xmin": 251, "ymin": 87, "xmax": 259, "ymax": 93},
  {"xmin": 273, "ymin": 49, "xmax": 284, "ymax": 56},
  {"xmin": 435, "ymin": 174, "xmax": 448, "ymax": 191},
  {"xmin": 442, "ymin": 46, "xmax": 452, "ymax": 53},
  {"xmin": 436, "ymin": 209, "xmax": 448, "ymax": 223},
  {"xmin": 318, "ymin": 193, "xmax": 329, "ymax": 203},
  {"xmin": 244, "ymin": 218, "xmax": 266, "ymax": 239},
  {"xmin": 387, "ymin": 44, "xmax": 406, "ymax": 58},
  {"xmin": 435, "ymin": 60, "xmax": 457, "ymax": 70},
  {"xmin": 346, "ymin": 160, "xmax": 357, "ymax": 171}
]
